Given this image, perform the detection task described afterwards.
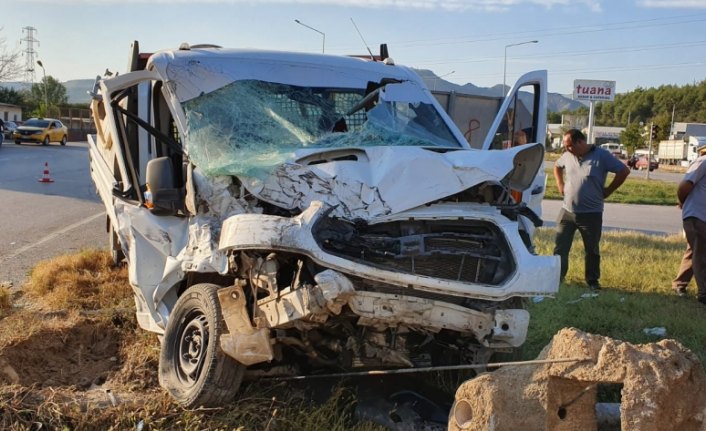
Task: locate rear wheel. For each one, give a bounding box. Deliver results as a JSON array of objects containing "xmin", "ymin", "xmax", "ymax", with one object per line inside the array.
[
  {"xmin": 60, "ymin": 135, "xmax": 67, "ymax": 146},
  {"xmin": 15, "ymin": 141, "xmax": 20, "ymax": 145},
  {"xmin": 159, "ymin": 283, "xmax": 245, "ymax": 407},
  {"xmin": 42, "ymin": 136, "xmax": 49, "ymax": 146}
]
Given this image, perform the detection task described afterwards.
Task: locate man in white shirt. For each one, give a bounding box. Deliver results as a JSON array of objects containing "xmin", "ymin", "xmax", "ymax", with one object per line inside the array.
[{"xmin": 673, "ymin": 144, "xmax": 706, "ymax": 304}]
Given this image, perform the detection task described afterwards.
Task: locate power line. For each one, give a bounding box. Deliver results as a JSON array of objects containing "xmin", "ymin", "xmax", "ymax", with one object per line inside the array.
[
  {"xmin": 447, "ymin": 61, "xmax": 706, "ymax": 82},
  {"xmin": 414, "ymin": 39, "xmax": 706, "ymax": 67},
  {"xmin": 330, "ymin": 12, "xmax": 706, "ymax": 52}
]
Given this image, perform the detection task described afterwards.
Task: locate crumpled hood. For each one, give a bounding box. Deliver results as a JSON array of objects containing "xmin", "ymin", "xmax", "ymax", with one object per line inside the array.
[{"xmin": 240, "ymin": 143, "xmax": 544, "ymax": 219}]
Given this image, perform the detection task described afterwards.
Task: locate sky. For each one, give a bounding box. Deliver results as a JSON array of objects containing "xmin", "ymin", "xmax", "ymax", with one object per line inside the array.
[{"xmin": 2, "ymin": 0, "xmax": 706, "ymax": 95}]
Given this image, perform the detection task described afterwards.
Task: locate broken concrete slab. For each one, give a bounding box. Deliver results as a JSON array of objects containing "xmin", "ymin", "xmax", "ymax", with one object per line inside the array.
[{"xmin": 449, "ymin": 328, "xmax": 706, "ymax": 431}]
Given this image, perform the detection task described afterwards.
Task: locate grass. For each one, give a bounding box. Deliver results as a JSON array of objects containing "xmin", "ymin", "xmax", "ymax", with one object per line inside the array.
[
  {"xmin": 543, "ymin": 169, "xmax": 679, "ymax": 205},
  {"xmin": 24, "ymin": 249, "xmax": 132, "ymax": 311},
  {"xmin": 526, "ymin": 228, "xmax": 706, "ymax": 363},
  {"xmin": 0, "ymin": 250, "xmax": 385, "ymax": 430},
  {"xmin": 0, "ymin": 227, "xmax": 703, "ymax": 428}
]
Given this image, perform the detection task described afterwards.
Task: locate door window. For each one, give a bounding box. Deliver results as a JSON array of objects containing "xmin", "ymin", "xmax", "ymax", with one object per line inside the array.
[{"xmin": 490, "ymin": 84, "xmax": 538, "ymax": 150}]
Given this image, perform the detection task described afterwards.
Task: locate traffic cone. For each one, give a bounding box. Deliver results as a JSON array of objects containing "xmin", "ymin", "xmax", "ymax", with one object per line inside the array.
[{"xmin": 38, "ymin": 162, "xmax": 54, "ymax": 183}]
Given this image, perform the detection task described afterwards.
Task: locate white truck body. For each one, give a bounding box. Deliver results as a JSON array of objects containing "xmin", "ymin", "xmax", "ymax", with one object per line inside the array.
[
  {"xmin": 600, "ymin": 142, "xmax": 626, "ymax": 157},
  {"xmin": 658, "ymin": 136, "xmax": 705, "ymax": 165},
  {"xmin": 87, "ymin": 43, "xmax": 559, "ymax": 406}
]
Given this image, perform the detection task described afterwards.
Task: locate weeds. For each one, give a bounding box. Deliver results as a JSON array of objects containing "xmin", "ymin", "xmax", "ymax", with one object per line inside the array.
[
  {"xmin": 0, "ymin": 228, "xmax": 704, "ymax": 429},
  {"xmin": 0, "ymin": 250, "xmax": 384, "ymax": 430},
  {"xmin": 24, "ymin": 249, "xmax": 131, "ymax": 311},
  {"xmin": 527, "ymin": 229, "xmax": 706, "ymax": 363},
  {"xmin": 0, "ymin": 287, "xmax": 11, "ymax": 310}
]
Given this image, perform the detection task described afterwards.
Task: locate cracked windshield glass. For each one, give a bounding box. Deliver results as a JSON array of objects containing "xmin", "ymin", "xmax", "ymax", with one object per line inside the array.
[{"xmin": 183, "ymin": 79, "xmax": 462, "ymax": 177}]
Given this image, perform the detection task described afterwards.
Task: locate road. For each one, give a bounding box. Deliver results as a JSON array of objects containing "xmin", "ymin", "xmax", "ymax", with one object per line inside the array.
[
  {"xmin": 0, "ymin": 143, "xmax": 685, "ymax": 288},
  {"xmin": 545, "ymin": 160, "xmax": 685, "ymax": 184},
  {"xmin": 0, "ymin": 141, "xmax": 105, "ymax": 287},
  {"xmin": 542, "ymin": 200, "xmax": 682, "ymax": 235}
]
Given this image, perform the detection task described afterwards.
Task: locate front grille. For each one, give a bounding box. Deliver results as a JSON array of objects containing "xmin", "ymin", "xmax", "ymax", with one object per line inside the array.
[{"xmin": 313, "ymin": 218, "xmax": 515, "ymax": 286}]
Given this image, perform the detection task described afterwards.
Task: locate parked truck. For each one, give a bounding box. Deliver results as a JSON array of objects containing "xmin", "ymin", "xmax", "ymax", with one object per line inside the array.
[{"xmin": 657, "ymin": 136, "xmax": 706, "ymax": 165}]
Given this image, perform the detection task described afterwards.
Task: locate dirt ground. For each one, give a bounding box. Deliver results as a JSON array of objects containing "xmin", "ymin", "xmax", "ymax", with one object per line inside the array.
[
  {"xmin": 0, "ymin": 313, "xmax": 121, "ymax": 388},
  {"xmin": 4, "ymin": 250, "xmax": 706, "ymax": 430}
]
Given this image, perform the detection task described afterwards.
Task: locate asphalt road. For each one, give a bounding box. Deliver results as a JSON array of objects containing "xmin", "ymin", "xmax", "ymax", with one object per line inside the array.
[
  {"xmin": 542, "ymin": 200, "xmax": 682, "ymax": 236},
  {"xmin": 0, "ymin": 141, "xmax": 105, "ymax": 287},
  {"xmin": 545, "ymin": 160, "xmax": 685, "ymax": 184},
  {"xmin": 0, "ymin": 143, "xmax": 685, "ymax": 288}
]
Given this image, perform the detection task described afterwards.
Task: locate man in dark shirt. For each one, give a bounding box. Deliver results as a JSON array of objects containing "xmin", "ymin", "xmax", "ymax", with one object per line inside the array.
[{"xmin": 553, "ymin": 129, "xmax": 630, "ymax": 290}]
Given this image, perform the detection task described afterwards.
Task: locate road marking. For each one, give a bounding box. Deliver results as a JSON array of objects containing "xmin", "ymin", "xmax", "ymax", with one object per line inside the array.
[{"xmin": 0, "ymin": 212, "xmax": 105, "ymax": 264}]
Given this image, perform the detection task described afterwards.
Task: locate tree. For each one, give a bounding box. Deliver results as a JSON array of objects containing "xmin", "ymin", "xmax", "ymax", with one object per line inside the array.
[
  {"xmin": 0, "ymin": 29, "xmax": 21, "ymax": 82},
  {"xmin": 0, "ymin": 86, "xmax": 25, "ymax": 106},
  {"xmin": 619, "ymin": 123, "xmax": 644, "ymax": 155},
  {"xmin": 30, "ymin": 75, "xmax": 68, "ymax": 117},
  {"xmin": 547, "ymin": 111, "xmax": 562, "ymax": 123}
]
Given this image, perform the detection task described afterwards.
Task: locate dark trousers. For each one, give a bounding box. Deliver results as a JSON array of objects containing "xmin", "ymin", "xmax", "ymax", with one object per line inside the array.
[
  {"xmin": 683, "ymin": 217, "xmax": 706, "ymax": 300},
  {"xmin": 672, "ymin": 242, "xmax": 693, "ymax": 291},
  {"xmin": 553, "ymin": 208, "xmax": 603, "ymax": 284}
]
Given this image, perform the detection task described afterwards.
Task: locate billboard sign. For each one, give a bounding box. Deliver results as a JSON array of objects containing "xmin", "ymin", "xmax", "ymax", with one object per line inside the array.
[{"xmin": 573, "ymin": 79, "xmax": 616, "ymax": 101}]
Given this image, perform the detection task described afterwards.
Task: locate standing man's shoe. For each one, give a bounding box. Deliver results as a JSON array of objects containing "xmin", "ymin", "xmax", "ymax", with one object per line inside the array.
[{"xmin": 588, "ymin": 282, "xmax": 601, "ymax": 291}]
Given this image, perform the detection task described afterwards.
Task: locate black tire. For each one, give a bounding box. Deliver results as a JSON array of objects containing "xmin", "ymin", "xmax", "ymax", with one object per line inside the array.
[
  {"xmin": 60, "ymin": 135, "xmax": 67, "ymax": 146},
  {"xmin": 159, "ymin": 283, "xmax": 245, "ymax": 407},
  {"xmin": 42, "ymin": 136, "xmax": 49, "ymax": 146},
  {"xmin": 108, "ymin": 223, "xmax": 125, "ymax": 267},
  {"xmin": 14, "ymin": 141, "xmax": 20, "ymax": 145}
]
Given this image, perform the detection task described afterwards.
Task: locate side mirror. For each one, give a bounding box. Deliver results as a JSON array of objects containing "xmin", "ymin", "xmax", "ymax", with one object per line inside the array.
[{"xmin": 146, "ymin": 157, "xmax": 184, "ymax": 216}]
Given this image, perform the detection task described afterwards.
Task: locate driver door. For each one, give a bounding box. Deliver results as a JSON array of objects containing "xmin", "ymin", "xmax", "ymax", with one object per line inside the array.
[{"xmin": 482, "ymin": 71, "xmax": 547, "ymax": 219}]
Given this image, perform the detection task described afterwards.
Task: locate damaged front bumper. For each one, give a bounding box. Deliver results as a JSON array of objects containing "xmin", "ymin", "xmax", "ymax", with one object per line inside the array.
[{"xmin": 215, "ymin": 201, "xmax": 558, "ymax": 365}]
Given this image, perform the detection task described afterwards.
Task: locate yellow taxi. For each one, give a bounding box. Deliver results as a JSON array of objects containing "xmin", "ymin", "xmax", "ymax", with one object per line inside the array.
[{"xmin": 13, "ymin": 118, "xmax": 68, "ymax": 146}]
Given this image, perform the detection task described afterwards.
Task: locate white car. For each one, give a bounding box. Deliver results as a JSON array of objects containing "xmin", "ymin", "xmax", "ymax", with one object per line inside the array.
[{"xmin": 88, "ymin": 42, "xmax": 559, "ymax": 407}]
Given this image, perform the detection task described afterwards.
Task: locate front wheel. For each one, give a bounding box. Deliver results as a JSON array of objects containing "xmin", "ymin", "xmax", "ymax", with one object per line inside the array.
[
  {"xmin": 159, "ymin": 283, "xmax": 244, "ymax": 407},
  {"xmin": 60, "ymin": 136, "xmax": 67, "ymax": 146},
  {"xmin": 42, "ymin": 136, "xmax": 49, "ymax": 146}
]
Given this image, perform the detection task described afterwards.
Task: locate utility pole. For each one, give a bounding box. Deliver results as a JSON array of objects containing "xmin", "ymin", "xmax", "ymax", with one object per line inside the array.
[
  {"xmin": 646, "ymin": 121, "xmax": 653, "ymax": 181},
  {"xmin": 20, "ymin": 26, "xmax": 39, "ymax": 87}
]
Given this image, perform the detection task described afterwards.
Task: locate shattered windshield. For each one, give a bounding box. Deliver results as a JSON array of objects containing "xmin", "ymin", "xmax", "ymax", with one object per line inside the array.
[{"xmin": 183, "ymin": 79, "xmax": 461, "ymax": 177}]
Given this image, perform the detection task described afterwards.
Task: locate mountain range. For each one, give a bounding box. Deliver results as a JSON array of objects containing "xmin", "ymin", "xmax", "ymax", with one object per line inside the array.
[
  {"xmin": 4, "ymin": 72, "xmax": 585, "ymax": 112},
  {"xmin": 414, "ymin": 69, "xmax": 585, "ymax": 112}
]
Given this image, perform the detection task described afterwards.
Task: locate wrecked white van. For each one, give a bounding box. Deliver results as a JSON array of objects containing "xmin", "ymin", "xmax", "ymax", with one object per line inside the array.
[{"xmin": 88, "ymin": 42, "xmax": 559, "ymax": 407}]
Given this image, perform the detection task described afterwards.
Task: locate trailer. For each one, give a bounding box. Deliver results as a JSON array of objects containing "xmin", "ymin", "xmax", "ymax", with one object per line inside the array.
[{"xmin": 658, "ymin": 136, "xmax": 705, "ymax": 166}]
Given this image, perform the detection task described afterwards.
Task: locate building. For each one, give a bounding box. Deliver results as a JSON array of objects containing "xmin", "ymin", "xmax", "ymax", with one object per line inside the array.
[
  {"xmin": 0, "ymin": 103, "xmax": 22, "ymax": 122},
  {"xmin": 547, "ymin": 123, "xmax": 564, "ymax": 149},
  {"xmin": 671, "ymin": 122, "xmax": 706, "ymax": 140},
  {"xmin": 590, "ymin": 126, "xmax": 625, "ymax": 146}
]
